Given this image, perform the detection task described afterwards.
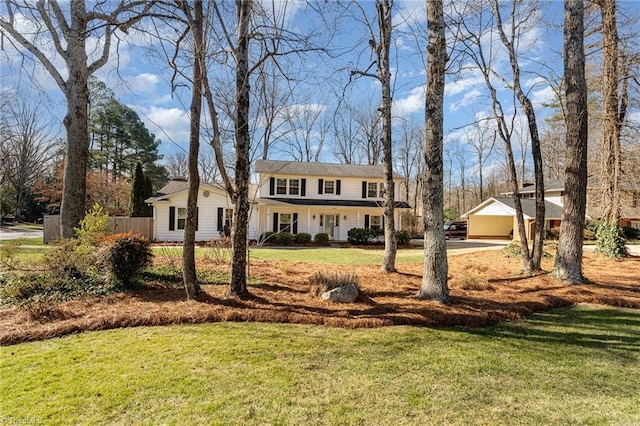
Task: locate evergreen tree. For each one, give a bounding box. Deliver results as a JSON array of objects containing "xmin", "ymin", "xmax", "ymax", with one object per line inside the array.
[{"xmin": 130, "ymin": 162, "xmax": 152, "ymax": 217}]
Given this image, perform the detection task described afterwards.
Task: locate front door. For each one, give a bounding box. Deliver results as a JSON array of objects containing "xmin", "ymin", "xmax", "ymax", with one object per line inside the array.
[{"xmin": 324, "ymin": 214, "xmax": 336, "ymax": 239}]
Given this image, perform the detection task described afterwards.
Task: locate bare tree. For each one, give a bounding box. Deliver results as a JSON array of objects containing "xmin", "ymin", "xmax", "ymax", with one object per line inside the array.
[
  {"xmin": 419, "ymin": 0, "xmax": 449, "ymax": 302},
  {"xmin": 553, "ymin": 0, "xmax": 588, "ymax": 283},
  {"xmin": 350, "ymin": 0, "xmax": 397, "ymax": 272},
  {"xmin": 0, "ymin": 0, "xmax": 154, "ymax": 237},
  {"xmin": 281, "ymin": 102, "xmax": 328, "ymax": 162},
  {"xmin": 454, "ymin": 0, "xmax": 535, "ymax": 273},
  {"xmin": 0, "ymin": 97, "xmax": 60, "ymax": 220},
  {"xmin": 165, "ymin": 151, "xmax": 189, "ymax": 178},
  {"xmin": 489, "ymin": 0, "xmax": 546, "ymax": 271}
]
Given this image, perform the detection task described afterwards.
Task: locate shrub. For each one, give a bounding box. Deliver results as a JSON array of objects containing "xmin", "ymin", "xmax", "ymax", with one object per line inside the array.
[
  {"xmin": 97, "ymin": 232, "xmax": 153, "ymax": 289},
  {"xmin": 75, "ymin": 203, "xmax": 110, "ymax": 246},
  {"xmin": 308, "ymin": 270, "xmax": 359, "ymax": 295},
  {"xmin": 596, "ymin": 222, "xmax": 628, "ymax": 258},
  {"xmin": 275, "ymin": 231, "xmax": 294, "ymax": 245},
  {"xmin": 347, "ymin": 228, "xmax": 384, "ymax": 245},
  {"xmin": 204, "ymin": 237, "xmax": 232, "ymax": 265},
  {"xmin": 396, "ymin": 230, "xmax": 412, "ymax": 245},
  {"xmin": 314, "ymin": 232, "xmax": 330, "ymax": 246},
  {"xmin": 347, "ymin": 228, "xmax": 370, "ymax": 245},
  {"xmin": 502, "ymin": 241, "xmax": 522, "ymax": 258},
  {"xmin": 259, "ymin": 231, "xmax": 276, "ymax": 244},
  {"xmin": 622, "ymin": 226, "xmax": 639, "ymax": 240},
  {"xmin": 295, "ymin": 232, "xmax": 312, "ymax": 245}
]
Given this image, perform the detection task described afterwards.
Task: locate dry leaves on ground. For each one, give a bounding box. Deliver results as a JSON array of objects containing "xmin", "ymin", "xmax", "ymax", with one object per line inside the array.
[{"xmin": 1, "ymin": 249, "xmax": 639, "ymax": 345}]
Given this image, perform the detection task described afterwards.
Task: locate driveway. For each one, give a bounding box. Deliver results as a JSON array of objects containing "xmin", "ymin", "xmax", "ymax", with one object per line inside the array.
[
  {"xmin": 410, "ymin": 238, "xmax": 510, "ymax": 254},
  {"xmin": 0, "ymin": 226, "xmax": 44, "ymax": 241}
]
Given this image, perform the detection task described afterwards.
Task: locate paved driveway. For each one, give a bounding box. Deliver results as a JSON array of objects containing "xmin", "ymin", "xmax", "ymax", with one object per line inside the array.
[{"xmin": 0, "ymin": 227, "xmax": 44, "ymax": 241}]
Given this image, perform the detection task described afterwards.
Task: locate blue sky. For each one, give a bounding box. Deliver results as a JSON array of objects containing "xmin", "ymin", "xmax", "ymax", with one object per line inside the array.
[{"xmin": 1, "ymin": 0, "xmax": 638, "ymax": 183}]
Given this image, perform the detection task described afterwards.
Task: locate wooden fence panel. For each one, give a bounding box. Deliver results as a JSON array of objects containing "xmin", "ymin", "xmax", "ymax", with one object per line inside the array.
[{"xmin": 43, "ymin": 215, "xmax": 154, "ymax": 244}]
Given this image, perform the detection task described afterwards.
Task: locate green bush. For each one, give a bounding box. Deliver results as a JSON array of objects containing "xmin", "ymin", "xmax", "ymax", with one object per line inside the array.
[
  {"xmin": 75, "ymin": 203, "xmax": 110, "ymax": 246},
  {"xmin": 96, "ymin": 232, "xmax": 153, "ymax": 289},
  {"xmin": 295, "ymin": 232, "xmax": 312, "ymax": 244},
  {"xmin": 347, "ymin": 228, "xmax": 384, "ymax": 245},
  {"xmin": 396, "ymin": 230, "xmax": 412, "ymax": 245},
  {"xmin": 314, "ymin": 232, "xmax": 330, "ymax": 246},
  {"xmin": 596, "ymin": 222, "xmax": 628, "ymax": 258},
  {"xmin": 274, "ymin": 231, "xmax": 294, "ymax": 246},
  {"xmin": 259, "ymin": 231, "xmax": 276, "ymax": 244},
  {"xmin": 622, "ymin": 226, "xmax": 639, "ymax": 240}
]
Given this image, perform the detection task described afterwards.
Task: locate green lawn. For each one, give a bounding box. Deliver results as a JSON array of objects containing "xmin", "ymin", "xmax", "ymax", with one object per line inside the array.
[
  {"xmin": 0, "ymin": 237, "xmax": 45, "ymax": 246},
  {"xmin": 1, "ymin": 304, "xmax": 639, "ymax": 425}
]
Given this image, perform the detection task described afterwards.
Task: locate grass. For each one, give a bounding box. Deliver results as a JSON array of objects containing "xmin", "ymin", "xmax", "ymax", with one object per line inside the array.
[
  {"xmin": 250, "ymin": 246, "xmax": 425, "ymax": 264},
  {"xmin": 0, "ymin": 237, "xmax": 45, "ymax": 246},
  {"xmin": 1, "ymin": 304, "xmax": 639, "ymax": 425}
]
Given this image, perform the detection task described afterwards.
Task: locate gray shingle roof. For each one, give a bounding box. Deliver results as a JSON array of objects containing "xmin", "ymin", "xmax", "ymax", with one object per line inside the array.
[
  {"xmin": 517, "ymin": 179, "xmax": 565, "ymax": 194},
  {"xmin": 255, "ymin": 159, "xmax": 403, "ymax": 179},
  {"xmin": 493, "ymin": 197, "xmax": 564, "ymax": 219}
]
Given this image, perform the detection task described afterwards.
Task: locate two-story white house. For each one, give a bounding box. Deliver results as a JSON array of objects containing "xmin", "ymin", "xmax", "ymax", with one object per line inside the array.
[
  {"xmin": 254, "ymin": 159, "xmax": 411, "ymax": 241},
  {"xmin": 145, "ymin": 160, "xmax": 411, "ymax": 242}
]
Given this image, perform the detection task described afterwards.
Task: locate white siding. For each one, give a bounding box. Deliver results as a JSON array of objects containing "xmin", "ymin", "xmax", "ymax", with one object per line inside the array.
[
  {"xmin": 257, "ymin": 174, "xmax": 404, "ymax": 202},
  {"xmin": 153, "ymin": 189, "xmax": 233, "ymax": 242}
]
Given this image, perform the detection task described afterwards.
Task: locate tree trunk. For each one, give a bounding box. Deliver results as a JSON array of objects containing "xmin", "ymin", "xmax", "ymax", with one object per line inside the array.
[
  {"xmin": 229, "ymin": 0, "xmax": 252, "ymax": 298},
  {"xmin": 490, "ymin": 0, "xmax": 545, "ymax": 271},
  {"xmin": 554, "ymin": 0, "xmax": 587, "ymax": 283},
  {"xmin": 419, "ymin": 0, "xmax": 449, "ymax": 303},
  {"xmin": 599, "ymin": 0, "xmax": 621, "ymax": 225},
  {"xmin": 182, "ymin": 0, "xmax": 204, "ymax": 300},
  {"xmin": 377, "ymin": 0, "xmax": 397, "ymax": 273},
  {"xmin": 60, "ymin": 1, "xmax": 90, "ymax": 238}
]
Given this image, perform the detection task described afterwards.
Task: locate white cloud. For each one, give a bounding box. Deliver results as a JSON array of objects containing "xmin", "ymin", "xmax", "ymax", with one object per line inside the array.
[
  {"xmin": 448, "ymin": 89, "xmax": 482, "ymax": 113},
  {"xmin": 393, "ymin": 85, "xmax": 425, "ymax": 117},
  {"xmin": 137, "ymin": 106, "xmax": 191, "ymax": 149}
]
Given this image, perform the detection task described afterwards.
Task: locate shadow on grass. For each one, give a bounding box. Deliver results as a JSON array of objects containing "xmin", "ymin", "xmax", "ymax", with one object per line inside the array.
[{"xmin": 466, "ymin": 306, "xmax": 640, "ymax": 359}]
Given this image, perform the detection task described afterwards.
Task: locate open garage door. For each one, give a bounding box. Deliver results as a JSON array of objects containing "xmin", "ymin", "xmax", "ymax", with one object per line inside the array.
[{"xmin": 467, "ymin": 215, "xmax": 513, "ymax": 239}]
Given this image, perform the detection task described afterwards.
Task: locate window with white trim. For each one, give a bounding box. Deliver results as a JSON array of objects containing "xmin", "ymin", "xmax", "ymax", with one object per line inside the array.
[
  {"xmin": 289, "ymin": 179, "xmax": 300, "ymax": 195},
  {"xmin": 279, "ymin": 213, "xmax": 292, "ymax": 232},
  {"xmin": 177, "ymin": 207, "xmax": 187, "ymax": 230},
  {"xmin": 368, "ymin": 182, "xmax": 385, "ymax": 198},
  {"xmin": 276, "ymin": 178, "xmax": 287, "ymax": 195},
  {"xmin": 324, "ymin": 180, "xmax": 335, "ymax": 194},
  {"xmin": 370, "ymin": 215, "xmax": 382, "ymax": 230}
]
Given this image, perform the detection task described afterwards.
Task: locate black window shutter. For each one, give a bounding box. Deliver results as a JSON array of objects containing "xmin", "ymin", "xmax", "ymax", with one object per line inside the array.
[
  {"xmin": 169, "ymin": 206, "xmax": 175, "ymax": 231},
  {"xmin": 336, "ymin": 180, "xmax": 341, "ymax": 195},
  {"xmin": 364, "ymin": 214, "xmax": 370, "ymax": 229},
  {"xmin": 362, "ymin": 181, "xmax": 367, "ymax": 198},
  {"xmin": 382, "ymin": 215, "xmax": 385, "ymax": 229},
  {"xmin": 318, "ymin": 179, "xmax": 324, "ymax": 195},
  {"xmin": 196, "ymin": 207, "xmax": 199, "ymax": 231},
  {"xmin": 269, "ymin": 177, "xmax": 275, "ymax": 196},
  {"xmin": 293, "ymin": 213, "xmax": 298, "ymax": 234},
  {"xmin": 217, "ymin": 207, "xmax": 223, "ymax": 231},
  {"xmin": 273, "ymin": 213, "xmax": 279, "ymax": 233},
  {"xmin": 301, "ymin": 179, "xmax": 306, "ymax": 196}
]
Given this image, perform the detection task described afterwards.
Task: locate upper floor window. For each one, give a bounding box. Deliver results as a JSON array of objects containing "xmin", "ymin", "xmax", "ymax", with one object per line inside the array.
[
  {"xmin": 633, "ymin": 192, "xmax": 639, "ymax": 209},
  {"xmin": 362, "ymin": 181, "xmax": 385, "ymax": 198},
  {"xmin": 276, "ymin": 178, "xmax": 287, "ymax": 195},
  {"xmin": 289, "ymin": 179, "xmax": 300, "ymax": 195},
  {"xmin": 324, "ymin": 180, "xmax": 335, "ymax": 194}
]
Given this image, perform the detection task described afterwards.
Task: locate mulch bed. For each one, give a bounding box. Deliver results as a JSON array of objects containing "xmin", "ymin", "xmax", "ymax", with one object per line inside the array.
[{"xmin": 1, "ymin": 250, "xmax": 639, "ymax": 345}]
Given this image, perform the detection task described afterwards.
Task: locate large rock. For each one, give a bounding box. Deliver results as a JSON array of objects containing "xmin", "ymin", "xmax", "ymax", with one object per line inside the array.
[{"xmin": 320, "ymin": 284, "xmax": 359, "ymax": 303}]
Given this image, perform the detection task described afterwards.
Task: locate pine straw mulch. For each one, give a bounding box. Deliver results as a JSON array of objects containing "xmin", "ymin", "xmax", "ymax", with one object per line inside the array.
[{"xmin": 1, "ymin": 249, "xmax": 640, "ymax": 345}]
